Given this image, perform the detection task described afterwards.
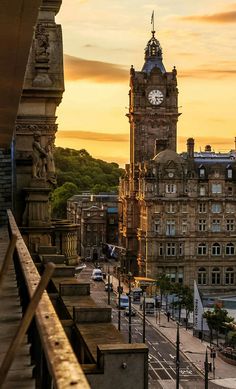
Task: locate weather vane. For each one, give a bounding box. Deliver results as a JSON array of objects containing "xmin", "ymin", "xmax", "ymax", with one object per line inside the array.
[{"xmin": 151, "ymin": 10, "xmax": 155, "ymax": 33}]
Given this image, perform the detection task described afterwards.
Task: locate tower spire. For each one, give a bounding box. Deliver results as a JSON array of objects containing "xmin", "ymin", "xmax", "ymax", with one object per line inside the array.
[{"xmin": 142, "ymin": 11, "xmax": 165, "ymax": 74}]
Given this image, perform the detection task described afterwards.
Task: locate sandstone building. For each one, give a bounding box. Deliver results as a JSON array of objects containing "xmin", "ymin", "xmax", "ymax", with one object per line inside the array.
[{"xmin": 119, "ymin": 28, "xmax": 236, "ymax": 294}]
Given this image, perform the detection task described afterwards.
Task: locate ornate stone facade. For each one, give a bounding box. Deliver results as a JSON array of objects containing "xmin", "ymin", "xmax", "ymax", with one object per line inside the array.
[
  {"xmin": 14, "ymin": 0, "xmax": 64, "ymax": 226},
  {"xmin": 119, "ymin": 30, "xmax": 236, "ymax": 295}
]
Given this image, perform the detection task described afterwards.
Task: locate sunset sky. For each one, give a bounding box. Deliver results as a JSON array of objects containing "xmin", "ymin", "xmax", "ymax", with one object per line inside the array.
[{"xmin": 56, "ymin": 0, "xmax": 236, "ymax": 167}]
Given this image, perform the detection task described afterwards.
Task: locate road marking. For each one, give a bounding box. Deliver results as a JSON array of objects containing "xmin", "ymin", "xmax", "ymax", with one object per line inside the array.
[
  {"xmin": 169, "ymin": 354, "xmax": 175, "ymax": 360},
  {"xmin": 153, "ymin": 346, "xmax": 156, "ymax": 351}
]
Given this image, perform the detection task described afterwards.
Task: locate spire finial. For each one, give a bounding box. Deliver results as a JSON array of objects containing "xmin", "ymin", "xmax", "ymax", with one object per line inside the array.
[{"xmin": 151, "ymin": 10, "xmax": 155, "ymax": 35}]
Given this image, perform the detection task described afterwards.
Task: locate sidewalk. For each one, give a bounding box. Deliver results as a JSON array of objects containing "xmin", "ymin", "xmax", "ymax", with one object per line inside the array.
[{"xmin": 110, "ymin": 271, "xmax": 236, "ymax": 389}]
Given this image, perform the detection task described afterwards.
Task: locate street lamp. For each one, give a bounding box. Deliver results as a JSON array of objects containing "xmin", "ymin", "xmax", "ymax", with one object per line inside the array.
[
  {"xmin": 204, "ymin": 349, "xmax": 209, "ymax": 389},
  {"xmin": 143, "ymin": 292, "xmax": 146, "ymax": 343},
  {"xmin": 128, "ymin": 272, "xmax": 132, "ymax": 344},
  {"xmin": 107, "ymin": 265, "xmax": 111, "ymax": 305},
  {"xmin": 118, "ymin": 267, "xmax": 121, "ymax": 331},
  {"xmin": 176, "ymin": 322, "xmax": 180, "ymax": 389},
  {"xmin": 210, "ymin": 347, "xmax": 216, "ymax": 379}
]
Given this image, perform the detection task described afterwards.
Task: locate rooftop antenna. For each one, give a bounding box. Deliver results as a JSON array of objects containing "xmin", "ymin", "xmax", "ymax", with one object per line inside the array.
[{"xmin": 151, "ymin": 10, "xmax": 155, "ymax": 36}]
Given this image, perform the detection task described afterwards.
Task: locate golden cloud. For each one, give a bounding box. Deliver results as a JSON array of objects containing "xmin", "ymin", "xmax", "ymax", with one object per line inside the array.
[
  {"xmin": 64, "ymin": 54, "xmax": 128, "ymax": 83},
  {"xmin": 179, "ymin": 67, "xmax": 236, "ymax": 79},
  {"xmin": 57, "ymin": 130, "xmax": 129, "ymax": 142},
  {"xmin": 180, "ymin": 11, "xmax": 236, "ymax": 23}
]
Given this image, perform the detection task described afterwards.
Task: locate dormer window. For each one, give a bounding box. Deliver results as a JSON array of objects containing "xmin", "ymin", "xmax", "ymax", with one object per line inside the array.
[
  {"xmin": 227, "ymin": 165, "xmax": 233, "ymax": 179},
  {"xmin": 199, "ymin": 165, "xmax": 205, "ymax": 178}
]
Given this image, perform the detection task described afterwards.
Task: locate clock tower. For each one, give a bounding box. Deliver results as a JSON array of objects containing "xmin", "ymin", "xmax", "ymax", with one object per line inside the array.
[{"xmin": 128, "ymin": 27, "xmax": 179, "ymax": 165}]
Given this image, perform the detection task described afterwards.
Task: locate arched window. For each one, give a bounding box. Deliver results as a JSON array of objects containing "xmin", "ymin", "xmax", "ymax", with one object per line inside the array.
[
  {"xmin": 225, "ymin": 267, "xmax": 234, "ymax": 285},
  {"xmin": 198, "ymin": 267, "xmax": 207, "ymax": 285},
  {"xmin": 211, "ymin": 267, "xmax": 221, "ymax": 285},
  {"xmin": 212, "ymin": 243, "xmax": 221, "ymax": 256},
  {"xmin": 226, "ymin": 165, "xmax": 233, "ymax": 179},
  {"xmin": 225, "ymin": 243, "xmax": 235, "ymax": 256},
  {"xmin": 197, "ymin": 243, "xmax": 207, "ymax": 255},
  {"xmin": 199, "ymin": 165, "xmax": 206, "ymax": 178}
]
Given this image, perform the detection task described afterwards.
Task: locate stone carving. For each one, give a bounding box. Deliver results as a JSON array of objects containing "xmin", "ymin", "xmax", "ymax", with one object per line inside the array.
[
  {"xmin": 32, "ymin": 131, "xmax": 47, "ymax": 179},
  {"xmin": 45, "ymin": 136, "xmax": 57, "ymax": 186},
  {"xmin": 15, "ymin": 123, "xmax": 58, "ymax": 134},
  {"xmin": 35, "ymin": 24, "xmax": 49, "ymax": 63}
]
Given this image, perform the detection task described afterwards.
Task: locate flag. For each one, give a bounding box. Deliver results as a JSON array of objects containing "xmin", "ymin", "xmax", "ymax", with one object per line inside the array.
[
  {"xmin": 151, "ymin": 11, "xmax": 154, "ymax": 25},
  {"xmin": 193, "ymin": 280, "xmax": 209, "ymax": 331}
]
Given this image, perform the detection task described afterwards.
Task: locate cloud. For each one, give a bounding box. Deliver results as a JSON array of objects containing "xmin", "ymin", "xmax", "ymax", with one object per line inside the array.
[
  {"xmin": 64, "ymin": 54, "xmax": 128, "ymax": 83},
  {"xmin": 179, "ymin": 11, "xmax": 236, "ymax": 24},
  {"xmin": 57, "ymin": 130, "xmax": 129, "ymax": 142},
  {"xmin": 179, "ymin": 67, "xmax": 236, "ymax": 79}
]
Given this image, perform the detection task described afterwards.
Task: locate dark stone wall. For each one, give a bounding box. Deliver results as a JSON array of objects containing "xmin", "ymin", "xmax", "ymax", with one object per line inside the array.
[{"xmin": 0, "ymin": 148, "xmax": 12, "ymax": 225}]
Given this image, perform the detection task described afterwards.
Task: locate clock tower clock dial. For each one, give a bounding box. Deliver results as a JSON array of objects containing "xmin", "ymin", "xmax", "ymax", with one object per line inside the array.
[{"xmin": 148, "ymin": 89, "xmax": 164, "ymax": 105}]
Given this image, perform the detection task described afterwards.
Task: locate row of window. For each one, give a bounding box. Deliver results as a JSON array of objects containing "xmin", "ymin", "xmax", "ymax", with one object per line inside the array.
[
  {"xmin": 154, "ymin": 202, "xmax": 235, "ymax": 214},
  {"xmin": 157, "ymin": 242, "xmax": 236, "ymax": 256},
  {"xmin": 199, "ymin": 166, "xmax": 232, "ymax": 179},
  {"xmin": 165, "ymin": 183, "xmax": 231, "ymax": 195},
  {"xmin": 197, "ymin": 242, "xmax": 236, "ymax": 256},
  {"xmin": 198, "ymin": 267, "xmax": 235, "ymax": 285},
  {"xmin": 154, "ymin": 219, "xmax": 236, "ymax": 235}
]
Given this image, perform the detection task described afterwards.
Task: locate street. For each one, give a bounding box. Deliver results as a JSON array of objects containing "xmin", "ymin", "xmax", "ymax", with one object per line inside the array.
[{"xmin": 78, "ymin": 264, "xmax": 205, "ymax": 388}]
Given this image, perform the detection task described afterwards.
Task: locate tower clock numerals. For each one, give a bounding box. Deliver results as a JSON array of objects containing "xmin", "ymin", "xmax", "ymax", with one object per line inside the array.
[{"xmin": 148, "ymin": 89, "xmax": 164, "ymax": 105}]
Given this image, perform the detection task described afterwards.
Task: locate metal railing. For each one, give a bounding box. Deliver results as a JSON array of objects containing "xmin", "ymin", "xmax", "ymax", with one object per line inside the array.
[{"xmin": 6, "ymin": 209, "xmax": 90, "ymax": 389}]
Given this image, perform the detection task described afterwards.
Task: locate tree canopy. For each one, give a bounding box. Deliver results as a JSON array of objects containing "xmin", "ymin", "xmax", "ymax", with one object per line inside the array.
[{"xmin": 51, "ymin": 147, "xmax": 124, "ymax": 218}]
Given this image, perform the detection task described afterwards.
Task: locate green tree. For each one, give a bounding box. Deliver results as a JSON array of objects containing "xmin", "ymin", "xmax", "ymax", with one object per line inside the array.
[
  {"xmin": 203, "ymin": 304, "xmax": 234, "ymax": 346},
  {"xmin": 171, "ymin": 284, "xmax": 193, "ymax": 328},
  {"xmin": 51, "ymin": 182, "xmax": 78, "ymax": 218},
  {"xmin": 157, "ymin": 274, "xmax": 171, "ymax": 311}
]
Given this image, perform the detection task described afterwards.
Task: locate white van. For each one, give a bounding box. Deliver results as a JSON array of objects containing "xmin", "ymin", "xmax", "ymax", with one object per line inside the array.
[
  {"xmin": 91, "ymin": 268, "xmax": 103, "ymax": 281},
  {"xmin": 117, "ymin": 294, "xmax": 129, "ymax": 309}
]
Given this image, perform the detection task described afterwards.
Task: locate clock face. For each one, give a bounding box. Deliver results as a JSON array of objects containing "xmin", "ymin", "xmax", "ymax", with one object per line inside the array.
[{"xmin": 148, "ymin": 89, "xmax": 164, "ymax": 105}]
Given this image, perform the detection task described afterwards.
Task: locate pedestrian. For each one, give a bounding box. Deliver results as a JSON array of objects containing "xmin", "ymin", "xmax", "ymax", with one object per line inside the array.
[{"xmin": 167, "ymin": 311, "xmax": 170, "ymax": 322}]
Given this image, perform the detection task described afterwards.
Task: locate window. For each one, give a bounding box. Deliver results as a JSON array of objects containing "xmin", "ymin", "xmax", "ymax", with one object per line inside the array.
[
  {"xmin": 226, "ymin": 203, "xmax": 234, "ymax": 213},
  {"xmin": 154, "ymin": 220, "xmax": 160, "ymax": 233},
  {"xmin": 166, "ymin": 243, "xmax": 176, "ymax": 256},
  {"xmin": 211, "ymin": 267, "xmax": 221, "ymax": 285},
  {"xmin": 182, "ymin": 203, "xmax": 187, "ymax": 213},
  {"xmin": 226, "ymin": 219, "xmax": 235, "ymax": 231},
  {"xmin": 227, "ymin": 167, "xmax": 233, "ymax": 179},
  {"xmin": 166, "ymin": 220, "xmax": 175, "ymax": 236},
  {"xmin": 212, "ymin": 183, "xmax": 222, "ymax": 194},
  {"xmin": 198, "ymin": 219, "xmax": 206, "ymax": 232},
  {"xmin": 198, "ymin": 203, "xmax": 207, "ymax": 213},
  {"xmin": 225, "ymin": 267, "xmax": 234, "ymax": 285},
  {"xmin": 211, "ymin": 219, "xmax": 221, "ymax": 232},
  {"xmin": 182, "ymin": 220, "xmax": 187, "ymax": 234},
  {"xmin": 198, "ymin": 267, "xmax": 207, "ymax": 285},
  {"xmin": 198, "ymin": 243, "xmax": 207, "ymax": 255},
  {"xmin": 212, "ymin": 243, "xmax": 221, "ymax": 256},
  {"xmin": 199, "ymin": 167, "xmax": 205, "ymax": 178},
  {"xmin": 166, "ymin": 184, "xmax": 176, "ymax": 194},
  {"xmin": 200, "ymin": 186, "xmax": 206, "ymax": 196},
  {"xmin": 159, "ymin": 244, "xmax": 163, "ymax": 256},
  {"xmin": 166, "ymin": 203, "xmax": 176, "ymax": 213},
  {"xmin": 211, "ymin": 203, "xmax": 221, "ymax": 213},
  {"xmin": 227, "ymin": 187, "xmax": 233, "ymax": 196},
  {"xmin": 225, "ymin": 243, "xmax": 235, "ymax": 255},
  {"xmin": 179, "ymin": 243, "xmax": 184, "ymax": 256}
]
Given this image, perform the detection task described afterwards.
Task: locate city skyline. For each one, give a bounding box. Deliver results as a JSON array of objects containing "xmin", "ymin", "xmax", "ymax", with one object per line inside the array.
[{"xmin": 56, "ymin": 0, "xmax": 236, "ymax": 166}]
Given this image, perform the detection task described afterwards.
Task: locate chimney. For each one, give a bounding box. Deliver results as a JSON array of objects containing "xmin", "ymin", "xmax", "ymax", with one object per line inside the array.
[
  {"xmin": 187, "ymin": 138, "xmax": 194, "ymax": 158},
  {"xmin": 154, "ymin": 139, "xmax": 168, "ymax": 156},
  {"xmin": 205, "ymin": 145, "xmax": 211, "ymax": 152}
]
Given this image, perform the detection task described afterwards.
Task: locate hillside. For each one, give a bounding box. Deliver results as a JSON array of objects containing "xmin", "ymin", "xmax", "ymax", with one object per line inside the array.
[{"xmin": 52, "ymin": 147, "xmax": 124, "ymax": 218}]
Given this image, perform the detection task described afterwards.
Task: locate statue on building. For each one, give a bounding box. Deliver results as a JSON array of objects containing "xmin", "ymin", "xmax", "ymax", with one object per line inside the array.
[
  {"xmin": 32, "ymin": 131, "xmax": 47, "ymax": 179},
  {"xmin": 35, "ymin": 24, "xmax": 49, "ymax": 63},
  {"xmin": 45, "ymin": 136, "xmax": 57, "ymax": 186}
]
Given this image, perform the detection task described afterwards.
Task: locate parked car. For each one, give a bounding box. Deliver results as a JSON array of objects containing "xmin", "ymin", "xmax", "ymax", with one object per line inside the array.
[
  {"xmin": 91, "ymin": 268, "xmax": 103, "ymax": 281},
  {"xmin": 124, "ymin": 307, "xmax": 136, "ymax": 317},
  {"xmin": 105, "ymin": 282, "xmax": 113, "ymax": 292}
]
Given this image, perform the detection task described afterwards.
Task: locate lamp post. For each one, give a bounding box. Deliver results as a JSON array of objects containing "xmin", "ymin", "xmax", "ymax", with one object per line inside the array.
[
  {"xmin": 143, "ymin": 292, "xmax": 146, "ymax": 343},
  {"xmin": 204, "ymin": 349, "xmax": 209, "ymax": 389},
  {"xmin": 107, "ymin": 265, "xmax": 111, "ymax": 305},
  {"xmin": 118, "ymin": 267, "xmax": 121, "ymax": 331},
  {"xmin": 128, "ymin": 272, "xmax": 132, "ymax": 344},
  {"xmin": 210, "ymin": 347, "xmax": 216, "ymax": 380},
  {"xmin": 176, "ymin": 322, "xmax": 180, "ymax": 389}
]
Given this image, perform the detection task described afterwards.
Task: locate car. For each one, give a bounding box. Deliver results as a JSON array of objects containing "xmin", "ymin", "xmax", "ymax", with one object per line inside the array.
[
  {"xmin": 116, "ymin": 294, "xmax": 129, "ymax": 309},
  {"xmin": 104, "ymin": 282, "xmax": 113, "ymax": 292},
  {"xmin": 124, "ymin": 307, "xmax": 136, "ymax": 317},
  {"xmin": 91, "ymin": 268, "xmax": 103, "ymax": 281}
]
